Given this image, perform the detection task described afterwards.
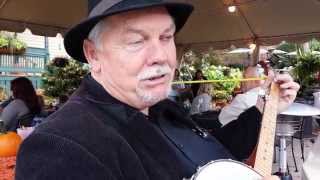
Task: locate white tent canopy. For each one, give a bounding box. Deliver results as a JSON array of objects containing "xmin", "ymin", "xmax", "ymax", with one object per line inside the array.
[
  {"xmin": 1, "ymin": 0, "xmax": 320, "ymax": 48},
  {"xmin": 0, "ymin": 0, "xmax": 87, "ymax": 36},
  {"xmin": 176, "ymin": 0, "xmax": 320, "ymax": 49}
]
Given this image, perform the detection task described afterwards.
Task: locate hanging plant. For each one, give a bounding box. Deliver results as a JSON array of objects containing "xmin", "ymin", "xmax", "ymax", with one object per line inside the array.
[
  {"xmin": 52, "ymin": 57, "xmax": 69, "ymax": 67},
  {"xmin": 0, "ymin": 33, "xmax": 27, "ymax": 55}
]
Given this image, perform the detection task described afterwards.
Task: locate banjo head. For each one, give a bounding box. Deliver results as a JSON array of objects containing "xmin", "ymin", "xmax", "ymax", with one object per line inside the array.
[{"xmin": 189, "ymin": 159, "xmax": 263, "ymax": 180}]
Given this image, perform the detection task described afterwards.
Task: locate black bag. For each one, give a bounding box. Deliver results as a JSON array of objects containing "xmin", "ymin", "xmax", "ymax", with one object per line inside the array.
[{"xmin": 7, "ymin": 113, "xmax": 35, "ymax": 131}]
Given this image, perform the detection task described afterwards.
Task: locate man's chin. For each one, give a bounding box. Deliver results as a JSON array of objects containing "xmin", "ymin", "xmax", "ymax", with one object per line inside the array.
[
  {"xmin": 144, "ymin": 93, "xmax": 167, "ymax": 104},
  {"xmin": 137, "ymin": 91, "xmax": 168, "ymax": 105},
  {"xmin": 136, "ymin": 83, "xmax": 171, "ymax": 104}
]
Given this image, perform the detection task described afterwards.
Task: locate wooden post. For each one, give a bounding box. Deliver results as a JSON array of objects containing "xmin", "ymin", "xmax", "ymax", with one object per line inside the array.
[{"xmin": 251, "ymin": 44, "xmax": 260, "ymax": 65}]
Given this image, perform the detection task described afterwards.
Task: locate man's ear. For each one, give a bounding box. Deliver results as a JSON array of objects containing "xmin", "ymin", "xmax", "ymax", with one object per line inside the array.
[{"xmin": 83, "ymin": 39, "xmax": 101, "ymax": 73}]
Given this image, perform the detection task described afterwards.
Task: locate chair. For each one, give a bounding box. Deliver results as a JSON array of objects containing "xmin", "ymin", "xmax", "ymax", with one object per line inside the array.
[{"xmin": 292, "ymin": 116, "xmax": 318, "ymax": 162}]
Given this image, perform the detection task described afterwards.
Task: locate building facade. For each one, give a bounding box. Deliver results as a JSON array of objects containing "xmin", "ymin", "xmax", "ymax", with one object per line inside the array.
[{"xmin": 0, "ymin": 29, "xmax": 68, "ymax": 98}]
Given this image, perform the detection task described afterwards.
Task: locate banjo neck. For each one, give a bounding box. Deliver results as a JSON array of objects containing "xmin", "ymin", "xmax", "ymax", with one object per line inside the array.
[
  {"xmin": 253, "ymin": 82, "xmax": 280, "ymax": 176},
  {"xmin": 188, "ymin": 78, "xmax": 281, "ymax": 180}
]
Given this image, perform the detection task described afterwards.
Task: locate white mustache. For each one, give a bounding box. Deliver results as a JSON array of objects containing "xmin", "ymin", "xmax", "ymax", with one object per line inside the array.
[{"xmin": 137, "ymin": 64, "xmax": 171, "ymax": 81}]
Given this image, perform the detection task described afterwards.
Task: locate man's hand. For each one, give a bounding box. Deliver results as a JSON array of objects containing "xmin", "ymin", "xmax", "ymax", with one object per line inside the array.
[
  {"xmin": 260, "ymin": 71, "xmax": 300, "ymax": 113},
  {"xmin": 275, "ymin": 73, "xmax": 300, "ymax": 113}
]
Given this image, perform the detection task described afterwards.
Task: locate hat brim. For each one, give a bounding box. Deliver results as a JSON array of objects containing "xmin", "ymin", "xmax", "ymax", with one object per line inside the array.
[{"xmin": 64, "ymin": 2, "xmax": 193, "ymax": 63}]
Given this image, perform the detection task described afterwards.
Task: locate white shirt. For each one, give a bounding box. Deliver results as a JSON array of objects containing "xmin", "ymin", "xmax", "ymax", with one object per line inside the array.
[
  {"xmin": 190, "ymin": 93, "xmax": 212, "ymax": 115},
  {"xmin": 219, "ymin": 87, "xmax": 261, "ymax": 126}
]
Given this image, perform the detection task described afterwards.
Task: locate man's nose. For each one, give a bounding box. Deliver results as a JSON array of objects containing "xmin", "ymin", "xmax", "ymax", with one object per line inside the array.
[{"xmin": 147, "ymin": 41, "xmax": 168, "ymax": 65}]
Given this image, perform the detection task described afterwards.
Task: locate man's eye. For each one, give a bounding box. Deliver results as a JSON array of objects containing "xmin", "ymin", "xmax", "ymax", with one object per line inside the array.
[
  {"xmin": 125, "ymin": 39, "xmax": 144, "ymax": 52},
  {"xmin": 161, "ymin": 35, "xmax": 173, "ymax": 41},
  {"xmin": 129, "ymin": 40, "xmax": 143, "ymax": 45}
]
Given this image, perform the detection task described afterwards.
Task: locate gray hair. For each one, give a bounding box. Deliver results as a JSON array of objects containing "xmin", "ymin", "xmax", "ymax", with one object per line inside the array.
[{"xmin": 88, "ymin": 19, "xmax": 108, "ymax": 50}]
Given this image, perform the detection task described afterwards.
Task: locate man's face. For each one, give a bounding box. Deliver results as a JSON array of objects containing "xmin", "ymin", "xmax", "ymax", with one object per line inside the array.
[
  {"xmin": 241, "ymin": 67, "xmax": 264, "ymax": 91},
  {"xmin": 85, "ymin": 7, "xmax": 177, "ymax": 110}
]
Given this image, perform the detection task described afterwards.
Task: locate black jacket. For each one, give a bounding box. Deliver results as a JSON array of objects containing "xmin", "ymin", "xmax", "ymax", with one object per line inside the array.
[{"xmin": 16, "ymin": 75, "xmax": 261, "ymax": 180}]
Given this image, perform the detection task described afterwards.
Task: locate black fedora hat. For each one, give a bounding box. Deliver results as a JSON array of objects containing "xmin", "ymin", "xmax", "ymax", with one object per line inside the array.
[{"xmin": 64, "ymin": 0, "xmax": 194, "ymax": 63}]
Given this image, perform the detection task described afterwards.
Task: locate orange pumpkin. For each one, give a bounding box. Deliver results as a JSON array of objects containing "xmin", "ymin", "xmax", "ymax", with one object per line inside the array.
[{"xmin": 0, "ymin": 132, "xmax": 22, "ymax": 157}]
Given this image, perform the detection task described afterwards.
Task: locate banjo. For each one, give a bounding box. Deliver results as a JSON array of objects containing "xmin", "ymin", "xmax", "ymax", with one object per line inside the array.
[{"xmin": 188, "ymin": 68, "xmax": 280, "ymax": 180}]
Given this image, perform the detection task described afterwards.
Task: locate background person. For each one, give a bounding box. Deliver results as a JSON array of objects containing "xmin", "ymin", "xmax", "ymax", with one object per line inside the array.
[
  {"xmin": 190, "ymin": 83, "xmax": 214, "ymax": 115},
  {"xmin": 219, "ymin": 66, "xmax": 264, "ymax": 126},
  {"xmin": 2, "ymin": 77, "xmax": 41, "ymax": 131},
  {"xmin": 191, "ymin": 69, "xmax": 207, "ymax": 97}
]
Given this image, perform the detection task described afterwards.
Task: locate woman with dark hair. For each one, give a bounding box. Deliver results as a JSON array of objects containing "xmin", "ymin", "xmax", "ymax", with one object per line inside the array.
[
  {"xmin": 191, "ymin": 70, "xmax": 207, "ymax": 97},
  {"xmin": 2, "ymin": 77, "xmax": 41, "ymax": 131}
]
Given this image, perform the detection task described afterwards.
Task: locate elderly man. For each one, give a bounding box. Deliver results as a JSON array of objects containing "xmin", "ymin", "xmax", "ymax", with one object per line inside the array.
[
  {"xmin": 219, "ymin": 66, "xmax": 265, "ymax": 126},
  {"xmin": 16, "ymin": 0, "xmax": 299, "ymax": 180}
]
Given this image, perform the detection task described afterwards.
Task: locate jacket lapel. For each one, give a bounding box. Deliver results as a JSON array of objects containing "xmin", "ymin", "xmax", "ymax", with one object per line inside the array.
[{"xmin": 122, "ymin": 108, "xmax": 187, "ymax": 178}]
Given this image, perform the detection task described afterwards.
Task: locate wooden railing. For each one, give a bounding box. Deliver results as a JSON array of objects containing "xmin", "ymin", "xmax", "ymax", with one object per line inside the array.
[
  {"xmin": 0, "ymin": 53, "xmax": 46, "ymax": 97},
  {"xmin": 0, "ymin": 54, "xmax": 47, "ymax": 73}
]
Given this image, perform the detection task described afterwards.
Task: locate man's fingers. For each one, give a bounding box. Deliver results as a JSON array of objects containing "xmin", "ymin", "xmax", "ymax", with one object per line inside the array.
[
  {"xmin": 280, "ymin": 89, "xmax": 297, "ymax": 101},
  {"xmin": 275, "ymin": 73, "xmax": 293, "ymax": 83},
  {"xmin": 279, "ymin": 81, "xmax": 300, "ymax": 91}
]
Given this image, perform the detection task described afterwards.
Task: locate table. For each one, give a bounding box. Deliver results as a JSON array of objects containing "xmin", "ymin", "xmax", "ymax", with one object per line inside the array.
[
  {"xmin": 281, "ymin": 103, "xmax": 320, "ymax": 138},
  {"xmin": 279, "ymin": 103, "xmax": 320, "ymax": 164},
  {"xmin": 281, "ymin": 102, "xmax": 320, "ymax": 116}
]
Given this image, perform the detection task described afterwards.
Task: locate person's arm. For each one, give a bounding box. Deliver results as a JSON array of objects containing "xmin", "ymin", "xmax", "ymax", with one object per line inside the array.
[
  {"xmin": 212, "ymin": 106, "xmax": 262, "ymax": 160},
  {"xmin": 2, "ymin": 100, "xmax": 23, "ymax": 130},
  {"xmin": 218, "ymin": 95, "xmax": 248, "ymax": 126}
]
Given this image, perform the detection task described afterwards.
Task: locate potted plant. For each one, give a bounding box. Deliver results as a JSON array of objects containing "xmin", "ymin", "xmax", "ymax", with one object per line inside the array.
[
  {"xmin": 204, "ymin": 65, "xmax": 242, "ymax": 108},
  {"xmin": 0, "ymin": 33, "xmax": 27, "ymax": 55},
  {"xmin": 293, "ymin": 51, "xmax": 320, "ymax": 96},
  {"xmin": 0, "ymin": 35, "xmax": 9, "ymax": 48}
]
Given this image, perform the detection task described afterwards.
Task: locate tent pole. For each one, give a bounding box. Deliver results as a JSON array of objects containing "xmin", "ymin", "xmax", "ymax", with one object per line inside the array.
[{"xmin": 251, "ymin": 43, "xmax": 260, "ymax": 65}]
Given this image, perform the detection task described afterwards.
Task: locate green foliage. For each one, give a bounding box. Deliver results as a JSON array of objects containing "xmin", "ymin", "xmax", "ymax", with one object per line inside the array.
[
  {"xmin": 0, "ymin": 35, "xmax": 9, "ymax": 48},
  {"xmin": 293, "ymin": 52, "xmax": 320, "ymax": 90},
  {"xmin": 179, "ymin": 50, "xmax": 241, "ymax": 100},
  {"xmin": 180, "ymin": 50, "xmax": 223, "ymax": 80},
  {"xmin": 271, "ymin": 40, "xmax": 320, "ymax": 96},
  {"xmin": 0, "ymin": 32, "xmax": 27, "ymax": 50},
  {"xmin": 42, "ymin": 58, "xmax": 89, "ymax": 98},
  {"xmin": 277, "ymin": 42, "xmax": 297, "ymax": 52},
  {"xmin": 9, "ymin": 38, "xmax": 27, "ymax": 50},
  {"xmin": 310, "ymin": 38, "xmax": 320, "ymax": 51},
  {"xmin": 203, "ymin": 65, "xmax": 242, "ymax": 100}
]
